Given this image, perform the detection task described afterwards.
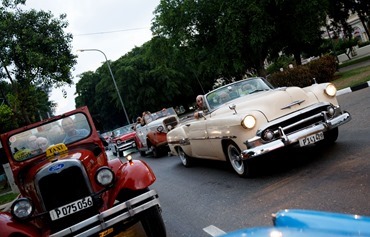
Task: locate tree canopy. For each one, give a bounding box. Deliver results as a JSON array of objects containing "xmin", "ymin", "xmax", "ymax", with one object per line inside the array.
[
  {"xmin": 1, "ymin": 0, "xmax": 368, "ymax": 132},
  {"xmin": 0, "ymin": 0, "xmax": 76, "ymax": 131}
]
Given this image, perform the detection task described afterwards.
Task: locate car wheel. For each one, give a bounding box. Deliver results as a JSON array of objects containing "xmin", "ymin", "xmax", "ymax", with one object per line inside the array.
[
  {"xmin": 317, "ymin": 127, "xmax": 339, "ymax": 146},
  {"xmin": 140, "ymin": 205, "xmax": 167, "ymax": 237},
  {"xmin": 325, "ymin": 127, "xmax": 339, "ymax": 144},
  {"xmin": 116, "ymin": 188, "xmax": 166, "ymax": 237},
  {"xmin": 225, "ymin": 142, "xmax": 252, "ymax": 177},
  {"xmin": 112, "ymin": 146, "xmax": 117, "ymax": 156},
  {"xmin": 151, "ymin": 146, "xmax": 159, "ymax": 158},
  {"xmin": 177, "ymin": 147, "xmax": 192, "ymax": 167},
  {"xmin": 139, "ymin": 150, "xmax": 147, "ymax": 157}
]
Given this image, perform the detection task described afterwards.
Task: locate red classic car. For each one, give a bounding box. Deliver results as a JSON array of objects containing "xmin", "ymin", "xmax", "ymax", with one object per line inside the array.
[
  {"xmin": 109, "ymin": 124, "xmax": 139, "ymax": 157},
  {"xmin": 0, "ymin": 106, "xmax": 166, "ymax": 237}
]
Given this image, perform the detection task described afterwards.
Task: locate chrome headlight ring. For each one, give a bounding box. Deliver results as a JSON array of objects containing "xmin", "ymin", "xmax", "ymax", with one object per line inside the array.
[
  {"xmin": 11, "ymin": 197, "xmax": 34, "ymax": 221},
  {"xmin": 326, "ymin": 105, "xmax": 336, "ymax": 118},
  {"xmin": 325, "ymin": 83, "xmax": 337, "ymax": 97},
  {"xmin": 262, "ymin": 129, "xmax": 275, "ymax": 141},
  {"xmin": 95, "ymin": 167, "xmax": 115, "ymax": 187},
  {"xmin": 241, "ymin": 115, "xmax": 256, "ymax": 129}
]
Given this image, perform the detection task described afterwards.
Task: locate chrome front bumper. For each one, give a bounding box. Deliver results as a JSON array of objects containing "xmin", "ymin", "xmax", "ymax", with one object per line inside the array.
[
  {"xmin": 241, "ymin": 111, "xmax": 351, "ymax": 159},
  {"xmin": 117, "ymin": 141, "xmax": 136, "ymax": 151},
  {"xmin": 50, "ymin": 190, "xmax": 160, "ymax": 237}
]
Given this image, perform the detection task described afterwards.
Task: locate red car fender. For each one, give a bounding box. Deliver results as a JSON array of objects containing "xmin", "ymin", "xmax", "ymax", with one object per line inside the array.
[
  {"xmin": 107, "ymin": 159, "xmax": 156, "ymax": 206},
  {"xmin": 0, "ymin": 212, "xmax": 41, "ymax": 236},
  {"xmin": 147, "ymin": 131, "xmax": 167, "ymax": 147}
]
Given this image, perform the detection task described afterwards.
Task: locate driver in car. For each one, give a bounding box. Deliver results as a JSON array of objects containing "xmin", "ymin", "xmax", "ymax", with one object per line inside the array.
[{"xmin": 61, "ymin": 117, "xmax": 89, "ymax": 143}]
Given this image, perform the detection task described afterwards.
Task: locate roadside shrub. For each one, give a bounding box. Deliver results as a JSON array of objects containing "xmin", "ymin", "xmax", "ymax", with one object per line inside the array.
[
  {"xmin": 267, "ymin": 55, "xmax": 337, "ymax": 88},
  {"xmin": 358, "ymin": 41, "xmax": 370, "ymax": 47},
  {"xmin": 307, "ymin": 55, "xmax": 337, "ymax": 83},
  {"xmin": 268, "ymin": 66, "xmax": 313, "ymax": 88}
]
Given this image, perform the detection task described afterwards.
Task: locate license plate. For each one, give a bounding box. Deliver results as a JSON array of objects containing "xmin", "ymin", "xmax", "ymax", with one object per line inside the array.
[
  {"xmin": 49, "ymin": 196, "xmax": 93, "ymax": 220},
  {"xmin": 299, "ymin": 132, "xmax": 324, "ymax": 147}
]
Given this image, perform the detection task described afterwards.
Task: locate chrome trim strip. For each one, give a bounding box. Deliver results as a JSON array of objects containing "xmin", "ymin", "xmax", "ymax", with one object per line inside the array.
[
  {"xmin": 50, "ymin": 190, "xmax": 160, "ymax": 237},
  {"xmin": 281, "ymin": 99, "xmax": 305, "ymax": 110}
]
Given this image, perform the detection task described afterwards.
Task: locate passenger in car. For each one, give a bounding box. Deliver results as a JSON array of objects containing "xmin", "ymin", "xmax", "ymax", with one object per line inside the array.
[
  {"xmin": 61, "ymin": 117, "xmax": 89, "ymax": 143},
  {"xmin": 48, "ymin": 124, "xmax": 66, "ymax": 145},
  {"xmin": 27, "ymin": 135, "xmax": 39, "ymax": 150},
  {"xmin": 240, "ymin": 83, "xmax": 255, "ymax": 95},
  {"xmin": 218, "ymin": 92, "xmax": 230, "ymax": 104},
  {"xmin": 36, "ymin": 137, "xmax": 50, "ymax": 152},
  {"xmin": 194, "ymin": 95, "xmax": 206, "ymax": 119},
  {"xmin": 135, "ymin": 117, "xmax": 143, "ymax": 130}
]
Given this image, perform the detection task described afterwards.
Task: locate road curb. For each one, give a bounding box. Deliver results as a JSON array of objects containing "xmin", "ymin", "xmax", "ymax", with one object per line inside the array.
[{"xmin": 337, "ymin": 81, "xmax": 370, "ymax": 96}]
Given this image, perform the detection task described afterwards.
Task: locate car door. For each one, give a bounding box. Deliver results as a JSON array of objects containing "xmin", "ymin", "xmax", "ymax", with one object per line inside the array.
[{"xmin": 185, "ymin": 119, "xmax": 219, "ymax": 159}]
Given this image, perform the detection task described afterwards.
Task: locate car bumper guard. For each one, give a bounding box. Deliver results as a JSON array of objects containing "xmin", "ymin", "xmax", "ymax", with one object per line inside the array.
[
  {"xmin": 241, "ymin": 111, "xmax": 351, "ymax": 159},
  {"xmin": 50, "ymin": 190, "xmax": 160, "ymax": 237}
]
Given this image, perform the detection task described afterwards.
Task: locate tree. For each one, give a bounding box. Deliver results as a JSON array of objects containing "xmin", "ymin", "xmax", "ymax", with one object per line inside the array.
[
  {"xmin": 152, "ymin": 0, "xmax": 330, "ymax": 77},
  {"xmin": 270, "ymin": 0, "xmax": 328, "ymax": 65},
  {"xmin": 0, "ymin": 1, "xmax": 76, "ymax": 125}
]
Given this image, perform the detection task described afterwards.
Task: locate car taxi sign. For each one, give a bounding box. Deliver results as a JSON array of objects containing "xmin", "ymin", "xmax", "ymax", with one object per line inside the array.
[{"xmin": 46, "ymin": 143, "xmax": 68, "ymax": 158}]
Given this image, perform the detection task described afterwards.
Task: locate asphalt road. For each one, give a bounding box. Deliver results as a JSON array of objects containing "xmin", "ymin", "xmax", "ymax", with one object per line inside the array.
[{"xmin": 114, "ymin": 87, "xmax": 370, "ymax": 237}]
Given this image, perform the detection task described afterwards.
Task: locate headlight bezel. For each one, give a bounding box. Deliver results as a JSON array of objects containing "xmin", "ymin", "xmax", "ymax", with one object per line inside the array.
[
  {"xmin": 11, "ymin": 197, "xmax": 34, "ymax": 221},
  {"xmin": 241, "ymin": 115, "xmax": 257, "ymax": 129},
  {"xmin": 325, "ymin": 83, "xmax": 337, "ymax": 97},
  {"xmin": 95, "ymin": 167, "xmax": 115, "ymax": 187}
]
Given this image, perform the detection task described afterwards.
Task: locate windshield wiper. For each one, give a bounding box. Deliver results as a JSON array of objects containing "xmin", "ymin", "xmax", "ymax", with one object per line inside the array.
[{"xmin": 250, "ymin": 89, "xmax": 268, "ymax": 94}]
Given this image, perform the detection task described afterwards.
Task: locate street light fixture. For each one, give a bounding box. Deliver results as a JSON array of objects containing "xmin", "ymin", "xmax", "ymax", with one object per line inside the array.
[{"xmin": 77, "ymin": 49, "xmax": 130, "ymax": 124}]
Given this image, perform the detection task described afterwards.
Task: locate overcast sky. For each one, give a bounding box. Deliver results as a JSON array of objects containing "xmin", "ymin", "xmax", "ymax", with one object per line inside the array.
[{"xmin": 22, "ymin": 0, "xmax": 161, "ymax": 115}]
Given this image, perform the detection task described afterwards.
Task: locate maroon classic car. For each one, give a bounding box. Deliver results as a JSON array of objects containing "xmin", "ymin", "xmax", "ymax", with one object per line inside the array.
[
  {"xmin": 109, "ymin": 125, "xmax": 139, "ymax": 157},
  {"xmin": 0, "ymin": 106, "xmax": 166, "ymax": 237}
]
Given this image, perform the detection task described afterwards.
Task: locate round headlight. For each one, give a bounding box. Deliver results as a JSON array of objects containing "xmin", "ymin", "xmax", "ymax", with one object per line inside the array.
[
  {"xmin": 157, "ymin": 125, "xmax": 164, "ymax": 132},
  {"xmin": 116, "ymin": 140, "xmax": 122, "ymax": 145},
  {"xmin": 11, "ymin": 198, "xmax": 34, "ymax": 221},
  {"xmin": 327, "ymin": 105, "xmax": 336, "ymax": 117},
  {"xmin": 241, "ymin": 115, "xmax": 256, "ymax": 129},
  {"xmin": 325, "ymin": 83, "xmax": 337, "ymax": 97},
  {"xmin": 96, "ymin": 167, "xmax": 115, "ymax": 187},
  {"xmin": 263, "ymin": 129, "xmax": 275, "ymax": 141}
]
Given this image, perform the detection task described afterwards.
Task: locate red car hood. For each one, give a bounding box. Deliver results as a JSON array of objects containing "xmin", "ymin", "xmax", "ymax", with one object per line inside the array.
[{"xmin": 112, "ymin": 132, "xmax": 136, "ymax": 142}]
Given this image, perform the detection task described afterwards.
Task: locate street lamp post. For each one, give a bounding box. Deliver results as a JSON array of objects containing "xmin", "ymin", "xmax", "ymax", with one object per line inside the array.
[{"xmin": 77, "ymin": 49, "xmax": 130, "ymax": 124}]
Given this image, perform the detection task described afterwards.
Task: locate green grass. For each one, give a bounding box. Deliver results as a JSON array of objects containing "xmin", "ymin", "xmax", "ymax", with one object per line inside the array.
[
  {"xmin": 0, "ymin": 192, "xmax": 18, "ymax": 205},
  {"xmin": 338, "ymin": 55, "xmax": 370, "ymax": 68},
  {"xmin": 333, "ymin": 64, "xmax": 370, "ymax": 90}
]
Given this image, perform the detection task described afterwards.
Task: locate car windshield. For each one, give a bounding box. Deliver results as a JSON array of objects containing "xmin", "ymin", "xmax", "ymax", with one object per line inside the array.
[
  {"xmin": 142, "ymin": 107, "xmax": 177, "ymax": 124},
  {"xmin": 8, "ymin": 113, "xmax": 91, "ymax": 162},
  {"xmin": 205, "ymin": 77, "xmax": 273, "ymax": 110},
  {"xmin": 112, "ymin": 125, "xmax": 134, "ymax": 137}
]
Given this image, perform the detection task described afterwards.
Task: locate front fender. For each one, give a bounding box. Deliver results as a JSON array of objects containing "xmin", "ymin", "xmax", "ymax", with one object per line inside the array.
[
  {"xmin": 167, "ymin": 126, "xmax": 193, "ymax": 156},
  {"xmin": 0, "ymin": 212, "xmax": 41, "ymax": 236},
  {"xmin": 147, "ymin": 131, "xmax": 167, "ymax": 147},
  {"xmin": 107, "ymin": 159, "xmax": 156, "ymax": 206}
]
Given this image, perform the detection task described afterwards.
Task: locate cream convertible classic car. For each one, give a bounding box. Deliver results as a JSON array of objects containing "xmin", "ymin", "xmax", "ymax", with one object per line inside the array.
[{"xmin": 167, "ymin": 77, "xmax": 351, "ymax": 177}]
